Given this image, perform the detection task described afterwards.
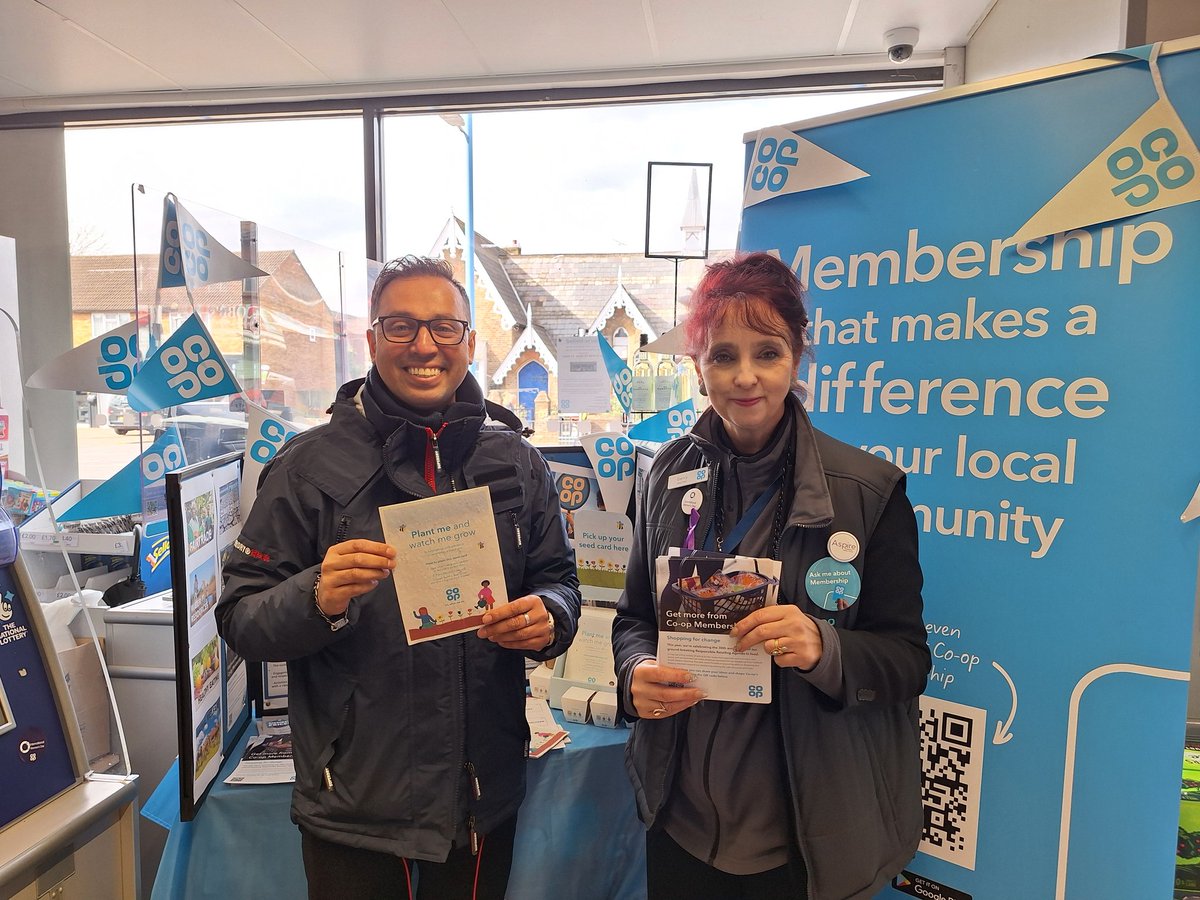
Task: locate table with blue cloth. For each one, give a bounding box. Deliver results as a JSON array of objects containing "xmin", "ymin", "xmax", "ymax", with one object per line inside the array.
[{"xmin": 144, "ymin": 710, "xmax": 646, "ymax": 900}]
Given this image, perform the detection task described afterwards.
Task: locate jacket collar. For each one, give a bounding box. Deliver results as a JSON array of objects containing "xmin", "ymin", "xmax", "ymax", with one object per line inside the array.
[{"xmin": 687, "ymin": 392, "xmax": 834, "ymax": 529}]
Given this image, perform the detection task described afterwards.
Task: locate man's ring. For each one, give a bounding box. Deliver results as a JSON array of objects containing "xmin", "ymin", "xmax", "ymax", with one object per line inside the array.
[
  {"xmin": 770, "ymin": 639, "xmax": 789, "ymax": 657},
  {"xmin": 523, "ymin": 612, "xmax": 531, "ymax": 627},
  {"xmin": 652, "ymin": 704, "xmax": 668, "ymax": 718}
]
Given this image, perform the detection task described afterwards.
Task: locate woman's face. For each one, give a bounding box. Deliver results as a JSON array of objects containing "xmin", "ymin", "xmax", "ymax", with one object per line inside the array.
[{"xmin": 692, "ymin": 302, "xmax": 797, "ymax": 455}]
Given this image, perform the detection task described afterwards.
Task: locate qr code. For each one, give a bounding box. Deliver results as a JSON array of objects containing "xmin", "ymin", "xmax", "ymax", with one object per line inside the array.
[{"xmin": 919, "ymin": 695, "xmax": 986, "ymax": 870}]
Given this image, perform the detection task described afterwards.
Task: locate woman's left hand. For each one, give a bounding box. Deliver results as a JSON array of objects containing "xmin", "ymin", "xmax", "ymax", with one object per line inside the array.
[{"xmin": 730, "ymin": 605, "xmax": 823, "ymax": 670}]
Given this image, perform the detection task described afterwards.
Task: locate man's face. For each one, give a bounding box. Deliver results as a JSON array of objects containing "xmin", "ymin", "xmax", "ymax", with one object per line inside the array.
[{"xmin": 367, "ymin": 275, "xmax": 475, "ymax": 414}]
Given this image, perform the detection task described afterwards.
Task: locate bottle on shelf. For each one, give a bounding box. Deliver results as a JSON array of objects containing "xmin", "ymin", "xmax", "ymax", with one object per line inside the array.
[
  {"xmin": 631, "ymin": 334, "xmax": 654, "ymax": 413},
  {"xmin": 654, "ymin": 353, "xmax": 675, "ymax": 411}
]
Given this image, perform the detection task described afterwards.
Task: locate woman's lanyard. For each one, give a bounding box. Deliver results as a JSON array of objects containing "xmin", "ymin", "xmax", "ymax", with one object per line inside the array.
[{"xmin": 701, "ymin": 474, "xmax": 783, "ymax": 555}]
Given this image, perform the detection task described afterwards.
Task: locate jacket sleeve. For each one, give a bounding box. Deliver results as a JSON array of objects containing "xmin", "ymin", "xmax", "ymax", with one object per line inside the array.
[
  {"xmin": 612, "ymin": 452, "xmax": 669, "ymax": 719},
  {"xmin": 836, "ymin": 477, "xmax": 931, "ymax": 708},
  {"xmin": 518, "ymin": 445, "xmax": 582, "ymax": 662},
  {"xmin": 216, "ymin": 458, "xmax": 357, "ymax": 662}
]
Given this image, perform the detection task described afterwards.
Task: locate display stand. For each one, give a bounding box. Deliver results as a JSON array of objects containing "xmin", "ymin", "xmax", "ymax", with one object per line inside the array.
[
  {"xmin": 0, "ymin": 555, "xmax": 139, "ymax": 898},
  {"xmin": 540, "ymin": 607, "xmax": 619, "ymax": 726}
]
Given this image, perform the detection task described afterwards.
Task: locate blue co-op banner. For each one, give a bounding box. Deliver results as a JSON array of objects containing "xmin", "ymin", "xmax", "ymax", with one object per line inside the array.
[{"xmin": 740, "ymin": 42, "xmax": 1200, "ymax": 900}]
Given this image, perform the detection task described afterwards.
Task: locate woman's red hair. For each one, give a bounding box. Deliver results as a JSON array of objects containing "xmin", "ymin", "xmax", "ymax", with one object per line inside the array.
[{"xmin": 684, "ymin": 252, "xmax": 809, "ymax": 358}]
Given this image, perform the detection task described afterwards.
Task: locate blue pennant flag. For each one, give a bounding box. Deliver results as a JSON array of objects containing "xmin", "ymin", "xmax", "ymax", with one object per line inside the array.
[
  {"xmin": 58, "ymin": 427, "xmax": 187, "ymax": 522},
  {"xmin": 158, "ymin": 194, "xmax": 266, "ymax": 293},
  {"xmin": 596, "ymin": 334, "xmax": 633, "ymax": 413},
  {"xmin": 628, "ymin": 399, "xmax": 698, "ymax": 443},
  {"xmin": 127, "ymin": 313, "xmax": 240, "ymax": 413}
]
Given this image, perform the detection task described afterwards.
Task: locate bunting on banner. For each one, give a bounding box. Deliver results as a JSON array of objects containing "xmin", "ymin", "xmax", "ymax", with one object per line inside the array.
[
  {"xmin": 1183, "ymin": 481, "xmax": 1200, "ymax": 524},
  {"xmin": 26, "ymin": 318, "xmax": 148, "ymax": 393},
  {"xmin": 127, "ymin": 313, "xmax": 240, "ymax": 413},
  {"xmin": 240, "ymin": 401, "xmax": 304, "ymax": 517},
  {"xmin": 158, "ymin": 194, "xmax": 266, "ymax": 296},
  {"xmin": 581, "ymin": 431, "xmax": 636, "ymax": 516},
  {"xmin": 1010, "ymin": 46, "xmax": 1200, "ymax": 243},
  {"xmin": 57, "ymin": 427, "xmax": 186, "ymax": 522},
  {"xmin": 596, "ymin": 334, "xmax": 634, "ymax": 413},
  {"xmin": 628, "ymin": 399, "xmax": 697, "ymax": 444},
  {"xmin": 743, "ymin": 125, "xmax": 868, "ymax": 209}
]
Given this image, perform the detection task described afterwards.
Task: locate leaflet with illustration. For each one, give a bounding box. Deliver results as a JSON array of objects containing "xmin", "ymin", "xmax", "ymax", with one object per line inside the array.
[
  {"xmin": 224, "ymin": 734, "xmax": 296, "ymax": 785},
  {"xmin": 380, "ymin": 486, "xmax": 508, "ymax": 646},
  {"xmin": 655, "ymin": 552, "xmax": 780, "ymax": 704}
]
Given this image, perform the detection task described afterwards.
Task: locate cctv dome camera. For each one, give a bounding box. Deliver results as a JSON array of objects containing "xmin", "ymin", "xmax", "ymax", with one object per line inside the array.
[{"xmin": 884, "ymin": 27, "xmax": 919, "ymax": 64}]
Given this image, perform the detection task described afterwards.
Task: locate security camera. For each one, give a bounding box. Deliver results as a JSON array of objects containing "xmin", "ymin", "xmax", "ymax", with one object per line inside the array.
[{"xmin": 884, "ymin": 27, "xmax": 919, "ymax": 64}]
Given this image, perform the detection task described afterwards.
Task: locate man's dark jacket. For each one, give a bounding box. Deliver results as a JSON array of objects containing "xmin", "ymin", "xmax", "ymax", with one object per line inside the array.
[{"xmin": 217, "ymin": 377, "xmax": 581, "ymax": 861}]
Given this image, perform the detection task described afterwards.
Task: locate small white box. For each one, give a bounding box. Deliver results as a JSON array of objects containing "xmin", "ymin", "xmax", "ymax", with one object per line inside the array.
[
  {"xmin": 528, "ymin": 662, "xmax": 555, "ymax": 700},
  {"xmin": 561, "ymin": 686, "xmax": 596, "ymax": 725},
  {"xmin": 589, "ymin": 691, "xmax": 619, "ymax": 728}
]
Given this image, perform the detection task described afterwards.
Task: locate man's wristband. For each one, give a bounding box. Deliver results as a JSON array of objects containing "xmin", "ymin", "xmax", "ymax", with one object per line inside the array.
[{"xmin": 314, "ymin": 572, "xmax": 349, "ymax": 632}]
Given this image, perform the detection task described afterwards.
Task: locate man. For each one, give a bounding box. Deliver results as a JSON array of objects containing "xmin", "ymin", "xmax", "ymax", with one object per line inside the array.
[{"xmin": 217, "ymin": 255, "xmax": 581, "ymax": 900}]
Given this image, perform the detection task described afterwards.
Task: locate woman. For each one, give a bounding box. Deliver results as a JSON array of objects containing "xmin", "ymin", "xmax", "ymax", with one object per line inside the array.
[{"xmin": 613, "ymin": 252, "xmax": 930, "ymax": 900}]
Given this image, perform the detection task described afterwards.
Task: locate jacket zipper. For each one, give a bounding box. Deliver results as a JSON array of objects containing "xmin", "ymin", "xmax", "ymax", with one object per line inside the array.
[
  {"xmin": 321, "ymin": 502, "xmax": 349, "ymax": 792},
  {"xmin": 454, "ymin": 635, "xmax": 477, "ymax": 854},
  {"xmin": 323, "ymin": 698, "xmax": 351, "ymax": 792},
  {"xmin": 776, "ymin": 671, "xmax": 814, "ymax": 900},
  {"xmin": 510, "ymin": 511, "xmax": 522, "ymax": 549},
  {"xmin": 466, "ymin": 761, "xmax": 482, "ymax": 855},
  {"xmin": 702, "ymin": 703, "xmax": 726, "ymax": 865},
  {"xmin": 697, "ymin": 459, "xmax": 720, "ymax": 551}
]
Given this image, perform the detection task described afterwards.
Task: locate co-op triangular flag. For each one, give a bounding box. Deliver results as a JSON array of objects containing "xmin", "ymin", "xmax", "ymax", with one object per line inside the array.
[
  {"xmin": 240, "ymin": 401, "xmax": 304, "ymax": 517},
  {"xmin": 1010, "ymin": 48, "xmax": 1200, "ymax": 244},
  {"xmin": 742, "ymin": 125, "xmax": 868, "ymax": 209},
  {"xmin": 127, "ymin": 313, "xmax": 240, "ymax": 412},
  {"xmin": 57, "ymin": 427, "xmax": 186, "ymax": 522},
  {"xmin": 581, "ymin": 431, "xmax": 636, "ymax": 516},
  {"xmin": 26, "ymin": 318, "xmax": 148, "ymax": 393},
  {"xmin": 628, "ymin": 399, "xmax": 697, "ymax": 443},
  {"xmin": 596, "ymin": 334, "xmax": 633, "ymax": 414},
  {"xmin": 158, "ymin": 194, "xmax": 266, "ymax": 295}
]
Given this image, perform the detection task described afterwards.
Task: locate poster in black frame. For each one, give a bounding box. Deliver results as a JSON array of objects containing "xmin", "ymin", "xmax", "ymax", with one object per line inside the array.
[{"xmin": 165, "ymin": 450, "xmax": 251, "ymax": 821}]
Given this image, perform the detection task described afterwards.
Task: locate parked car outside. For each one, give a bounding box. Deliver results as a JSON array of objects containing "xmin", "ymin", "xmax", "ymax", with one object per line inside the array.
[
  {"xmin": 154, "ymin": 399, "xmax": 248, "ymax": 464},
  {"xmin": 107, "ymin": 395, "xmax": 162, "ymax": 435}
]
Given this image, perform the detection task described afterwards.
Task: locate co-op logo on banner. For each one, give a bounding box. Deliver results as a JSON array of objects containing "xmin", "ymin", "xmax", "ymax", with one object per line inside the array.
[
  {"xmin": 141, "ymin": 441, "xmax": 185, "ymax": 482},
  {"xmin": 97, "ymin": 330, "xmax": 146, "ymax": 391},
  {"xmin": 593, "ymin": 435, "xmax": 634, "ymax": 480},
  {"xmin": 1108, "ymin": 126, "xmax": 1194, "ymax": 208},
  {"xmin": 250, "ymin": 419, "xmax": 298, "ymax": 464}
]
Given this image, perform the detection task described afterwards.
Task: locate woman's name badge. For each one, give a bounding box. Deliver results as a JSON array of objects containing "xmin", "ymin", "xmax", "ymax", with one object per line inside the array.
[
  {"xmin": 805, "ymin": 557, "xmax": 862, "ymax": 611},
  {"xmin": 668, "ymin": 468, "xmax": 709, "ymax": 490}
]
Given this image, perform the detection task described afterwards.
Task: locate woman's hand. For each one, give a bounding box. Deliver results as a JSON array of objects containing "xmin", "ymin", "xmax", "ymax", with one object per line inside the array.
[
  {"xmin": 630, "ymin": 659, "xmax": 706, "ymax": 719},
  {"xmin": 730, "ymin": 605, "xmax": 823, "ymax": 670}
]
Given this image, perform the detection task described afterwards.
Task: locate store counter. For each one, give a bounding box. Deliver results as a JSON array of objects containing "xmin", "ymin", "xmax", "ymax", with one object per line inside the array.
[{"xmin": 144, "ymin": 711, "xmax": 646, "ymax": 900}]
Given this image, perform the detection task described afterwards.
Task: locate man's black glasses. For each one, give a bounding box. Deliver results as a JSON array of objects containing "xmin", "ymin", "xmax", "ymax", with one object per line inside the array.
[{"xmin": 372, "ymin": 316, "xmax": 471, "ymax": 345}]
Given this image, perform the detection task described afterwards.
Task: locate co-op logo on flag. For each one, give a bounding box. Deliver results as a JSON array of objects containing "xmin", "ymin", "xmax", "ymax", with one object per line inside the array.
[{"xmin": 593, "ymin": 434, "xmax": 634, "ymax": 480}]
